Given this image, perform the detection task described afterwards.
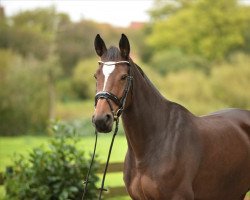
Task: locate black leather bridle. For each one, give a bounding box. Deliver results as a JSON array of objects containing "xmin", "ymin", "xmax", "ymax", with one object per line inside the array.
[{"xmin": 94, "ymin": 60, "xmax": 133, "ymax": 120}]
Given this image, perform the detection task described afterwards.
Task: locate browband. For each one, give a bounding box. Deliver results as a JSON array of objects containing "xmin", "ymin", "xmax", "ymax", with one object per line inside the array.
[{"xmin": 98, "ymin": 61, "xmax": 130, "ymax": 65}]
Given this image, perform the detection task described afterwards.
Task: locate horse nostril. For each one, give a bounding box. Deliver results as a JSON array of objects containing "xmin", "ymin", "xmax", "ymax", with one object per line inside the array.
[
  {"xmin": 105, "ymin": 114, "xmax": 112, "ymax": 123},
  {"xmin": 92, "ymin": 114, "xmax": 113, "ymax": 133}
]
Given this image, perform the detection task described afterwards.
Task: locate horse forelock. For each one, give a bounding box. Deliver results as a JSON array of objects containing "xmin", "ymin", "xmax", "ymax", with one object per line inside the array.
[{"xmin": 105, "ymin": 46, "xmax": 121, "ymax": 61}]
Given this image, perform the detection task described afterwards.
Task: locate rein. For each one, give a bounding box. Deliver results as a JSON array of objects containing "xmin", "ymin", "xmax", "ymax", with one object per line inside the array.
[{"xmin": 82, "ymin": 61, "xmax": 132, "ymax": 199}]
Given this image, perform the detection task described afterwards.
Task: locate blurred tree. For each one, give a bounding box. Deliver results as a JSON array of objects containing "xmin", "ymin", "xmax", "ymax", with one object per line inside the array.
[
  {"xmin": 56, "ymin": 20, "xmax": 123, "ymax": 75},
  {"xmin": 232, "ymin": 5, "xmax": 250, "ymax": 54},
  {"xmin": 8, "ymin": 7, "xmax": 64, "ymax": 60},
  {"xmin": 9, "ymin": 7, "xmax": 65, "ymax": 120},
  {"xmin": 0, "ymin": 6, "xmax": 10, "ymax": 48},
  {"xmin": 211, "ymin": 53, "xmax": 250, "ymax": 108},
  {"xmin": 0, "ymin": 50, "xmax": 50, "ymax": 135},
  {"xmin": 43, "ymin": 54, "xmax": 62, "ymax": 120},
  {"xmin": 56, "ymin": 20, "xmax": 99, "ymax": 75},
  {"xmin": 147, "ymin": 0, "xmax": 250, "ymax": 61},
  {"xmin": 150, "ymin": 49, "xmax": 209, "ymax": 75},
  {"xmin": 149, "ymin": 0, "xmax": 192, "ymax": 20},
  {"xmin": 72, "ymin": 58, "xmax": 97, "ymax": 99},
  {"xmin": 160, "ymin": 53, "xmax": 250, "ymax": 114},
  {"xmin": 126, "ymin": 26, "xmax": 152, "ymax": 63},
  {"xmin": 162, "ymin": 69, "xmax": 217, "ymax": 115}
]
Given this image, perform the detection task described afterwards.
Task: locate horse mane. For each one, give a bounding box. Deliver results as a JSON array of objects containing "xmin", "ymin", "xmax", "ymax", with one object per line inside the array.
[
  {"xmin": 134, "ymin": 63, "xmax": 145, "ymax": 78},
  {"xmin": 132, "ymin": 61, "xmax": 165, "ymax": 99}
]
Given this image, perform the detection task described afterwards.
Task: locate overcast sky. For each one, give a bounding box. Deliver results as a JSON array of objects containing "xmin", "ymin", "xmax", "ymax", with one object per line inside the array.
[{"xmin": 0, "ymin": 0, "xmax": 154, "ymax": 27}]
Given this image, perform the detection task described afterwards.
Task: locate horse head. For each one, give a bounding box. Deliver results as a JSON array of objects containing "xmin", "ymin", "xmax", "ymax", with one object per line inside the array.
[{"xmin": 92, "ymin": 34, "xmax": 132, "ymax": 133}]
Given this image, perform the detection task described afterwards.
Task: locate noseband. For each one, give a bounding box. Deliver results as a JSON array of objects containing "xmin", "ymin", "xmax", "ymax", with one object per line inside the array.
[{"xmin": 94, "ymin": 60, "xmax": 133, "ymax": 120}]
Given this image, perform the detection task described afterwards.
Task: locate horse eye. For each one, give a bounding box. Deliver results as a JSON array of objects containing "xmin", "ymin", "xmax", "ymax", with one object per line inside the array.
[
  {"xmin": 93, "ymin": 74, "xmax": 97, "ymax": 79},
  {"xmin": 121, "ymin": 74, "xmax": 128, "ymax": 81}
]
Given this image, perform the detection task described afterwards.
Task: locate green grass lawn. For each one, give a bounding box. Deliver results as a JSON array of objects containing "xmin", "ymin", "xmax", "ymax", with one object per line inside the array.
[
  {"xmin": 0, "ymin": 134, "xmax": 128, "ymax": 174},
  {"xmin": 0, "ymin": 134, "xmax": 128, "ymax": 199}
]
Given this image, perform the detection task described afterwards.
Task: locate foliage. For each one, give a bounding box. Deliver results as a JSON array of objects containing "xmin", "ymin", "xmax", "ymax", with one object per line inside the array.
[
  {"xmin": 0, "ymin": 6, "xmax": 129, "ymax": 76},
  {"xmin": 4, "ymin": 122, "xmax": 99, "ymax": 200},
  {"xmin": 0, "ymin": 9, "xmax": 10, "ymax": 49},
  {"xmin": 160, "ymin": 53, "xmax": 250, "ymax": 115},
  {"xmin": 4, "ymin": 7, "xmax": 65, "ymax": 60},
  {"xmin": 149, "ymin": 0, "xmax": 192, "ymax": 21},
  {"xmin": 150, "ymin": 49, "xmax": 209, "ymax": 75},
  {"xmin": 0, "ymin": 49, "xmax": 49, "ymax": 135},
  {"xmin": 56, "ymin": 20, "xmax": 124, "ymax": 75},
  {"xmin": 72, "ymin": 58, "xmax": 97, "ymax": 100},
  {"xmin": 56, "ymin": 20, "xmax": 97, "ymax": 75},
  {"xmin": 56, "ymin": 78, "xmax": 78, "ymax": 102},
  {"xmin": 162, "ymin": 70, "xmax": 219, "ymax": 115},
  {"xmin": 211, "ymin": 53, "xmax": 250, "ymax": 108},
  {"xmin": 147, "ymin": 0, "xmax": 250, "ymax": 61}
]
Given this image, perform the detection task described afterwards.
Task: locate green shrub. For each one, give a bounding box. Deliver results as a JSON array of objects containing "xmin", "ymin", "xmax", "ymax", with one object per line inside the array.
[
  {"xmin": 159, "ymin": 53, "xmax": 250, "ymax": 114},
  {"xmin": 0, "ymin": 49, "xmax": 49, "ymax": 135},
  {"xmin": 4, "ymin": 122, "xmax": 99, "ymax": 200},
  {"xmin": 56, "ymin": 78, "xmax": 78, "ymax": 102},
  {"xmin": 162, "ymin": 70, "xmax": 222, "ymax": 115},
  {"xmin": 211, "ymin": 53, "xmax": 250, "ymax": 108},
  {"xmin": 72, "ymin": 58, "xmax": 97, "ymax": 100},
  {"xmin": 150, "ymin": 49, "xmax": 209, "ymax": 75}
]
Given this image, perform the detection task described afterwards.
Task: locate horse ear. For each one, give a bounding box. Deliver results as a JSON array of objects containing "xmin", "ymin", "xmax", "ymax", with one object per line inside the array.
[
  {"xmin": 119, "ymin": 33, "xmax": 130, "ymax": 59},
  {"xmin": 94, "ymin": 34, "xmax": 107, "ymax": 57}
]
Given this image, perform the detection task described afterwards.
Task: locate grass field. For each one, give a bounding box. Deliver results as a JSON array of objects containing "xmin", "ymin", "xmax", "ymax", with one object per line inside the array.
[{"xmin": 0, "ymin": 134, "xmax": 129, "ymax": 199}]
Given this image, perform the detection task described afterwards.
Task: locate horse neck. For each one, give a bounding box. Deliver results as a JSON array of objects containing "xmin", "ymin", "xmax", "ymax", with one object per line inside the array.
[{"xmin": 122, "ymin": 63, "xmax": 171, "ymax": 159}]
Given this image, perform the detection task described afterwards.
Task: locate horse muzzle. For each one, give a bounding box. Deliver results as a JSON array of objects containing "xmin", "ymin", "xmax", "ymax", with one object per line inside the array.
[{"xmin": 92, "ymin": 113, "xmax": 114, "ymax": 133}]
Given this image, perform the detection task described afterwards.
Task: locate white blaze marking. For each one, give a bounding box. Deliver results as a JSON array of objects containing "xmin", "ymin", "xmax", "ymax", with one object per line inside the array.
[{"xmin": 102, "ymin": 62, "xmax": 116, "ymax": 90}]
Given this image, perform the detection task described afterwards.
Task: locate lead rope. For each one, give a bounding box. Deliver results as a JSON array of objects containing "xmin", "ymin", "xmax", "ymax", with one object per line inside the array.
[
  {"xmin": 98, "ymin": 118, "xmax": 119, "ymax": 199},
  {"xmin": 82, "ymin": 130, "xmax": 98, "ymax": 200},
  {"xmin": 82, "ymin": 118, "xmax": 120, "ymax": 200}
]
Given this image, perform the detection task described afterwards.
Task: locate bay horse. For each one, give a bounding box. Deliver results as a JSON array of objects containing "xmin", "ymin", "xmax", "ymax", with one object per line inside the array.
[{"xmin": 92, "ymin": 34, "xmax": 250, "ymax": 200}]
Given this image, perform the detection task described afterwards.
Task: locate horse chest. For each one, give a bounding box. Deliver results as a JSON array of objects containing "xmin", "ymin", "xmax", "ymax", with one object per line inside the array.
[{"xmin": 127, "ymin": 171, "xmax": 160, "ymax": 200}]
